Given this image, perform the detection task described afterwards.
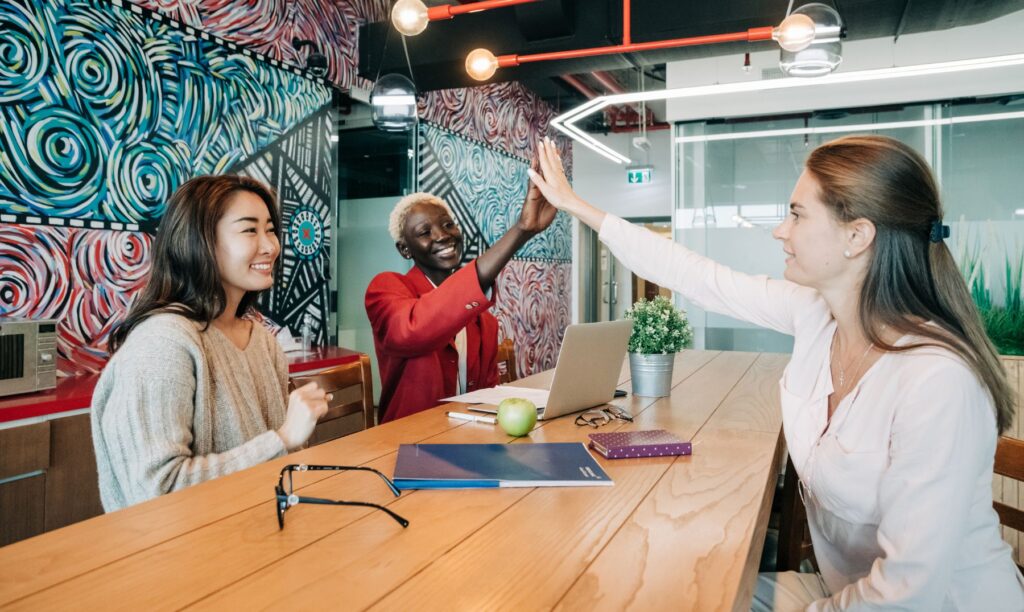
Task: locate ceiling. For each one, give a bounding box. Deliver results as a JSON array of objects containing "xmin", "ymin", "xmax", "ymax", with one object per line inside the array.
[{"xmin": 359, "ymin": 0, "xmax": 1024, "ymax": 121}]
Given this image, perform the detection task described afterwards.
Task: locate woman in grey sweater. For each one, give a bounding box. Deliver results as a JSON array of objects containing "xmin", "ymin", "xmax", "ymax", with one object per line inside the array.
[{"xmin": 91, "ymin": 175, "xmax": 328, "ymax": 512}]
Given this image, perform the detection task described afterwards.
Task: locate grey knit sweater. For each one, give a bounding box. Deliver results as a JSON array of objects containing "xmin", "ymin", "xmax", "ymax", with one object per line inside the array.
[{"xmin": 91, "ymin": 312, "xmax": 289, "ymax": 512}]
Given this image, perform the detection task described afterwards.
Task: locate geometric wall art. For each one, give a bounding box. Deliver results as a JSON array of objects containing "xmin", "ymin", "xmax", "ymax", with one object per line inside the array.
[{"xmin": 232, "ymin": 106, "xmax": 334, "ymax": 345}]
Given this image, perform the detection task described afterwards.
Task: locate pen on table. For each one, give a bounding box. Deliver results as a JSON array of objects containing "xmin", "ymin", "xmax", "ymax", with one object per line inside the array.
[{"xmin": 446, "ymin": 411, "xmax": 497, "ymax": 424}]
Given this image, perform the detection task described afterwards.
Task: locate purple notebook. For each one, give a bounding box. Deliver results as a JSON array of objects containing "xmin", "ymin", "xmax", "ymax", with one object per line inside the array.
[{"xmin": 588, "ymin": 430, "xmax": 692, "ymax": 459}]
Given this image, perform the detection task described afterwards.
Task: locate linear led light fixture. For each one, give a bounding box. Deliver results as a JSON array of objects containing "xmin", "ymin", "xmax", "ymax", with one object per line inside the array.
[
  {"xmin": 551, "ymin": 52, "xmax": 1024, "ymax": 164},
  {"xmin": 676, "ymin": 110, "xmax": 1024, "ymax": 143}
]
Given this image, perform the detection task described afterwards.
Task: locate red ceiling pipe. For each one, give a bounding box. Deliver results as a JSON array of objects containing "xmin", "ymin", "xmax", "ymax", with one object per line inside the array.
[
  {"xmin": 591, "ymin": 71, "xmax": 669, "ymax": 129},
  {"xmin": 591, "ymin": 71, "xmax": 626, "ymax": 95},
  {"xmin": 610, "ymin": 123, "xmax": 670, "ymax": 132},
  {"xmin": 623, "ymin": 0, "xmax": 631, "ymax": 45},
  {"xmin": 428, "ymin": 0, "xmax": 539, "ymax": 21},
  {"xmin": 560, "ymin": 74, "xmax": 601, "ymax": 100},
  {"xmin": 497, "ymin": 26, "xmax": 775, "ymax": 67}
]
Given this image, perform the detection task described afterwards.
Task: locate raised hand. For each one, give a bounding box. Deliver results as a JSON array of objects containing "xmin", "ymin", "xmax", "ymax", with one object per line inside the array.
[
  {"xmin": 528, "ymin": 137, "xmax": 607, "ymax": 231},
  {"xmin": 516, "ymin": 156, "xmax": 559, "ymax": 235},
  {"xmin": 527, "ymin": 137, "xmax": 579, "ymax": 212}
]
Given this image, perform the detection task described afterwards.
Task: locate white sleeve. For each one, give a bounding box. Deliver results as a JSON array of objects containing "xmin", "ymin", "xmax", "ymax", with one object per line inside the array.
[
  {"xmin": 809, "ymin": 358, "xmax": 996, "ymax": 611},
  {"xmin": 598, "ymin": 214, "xmax": 823, "ymax": 336}
]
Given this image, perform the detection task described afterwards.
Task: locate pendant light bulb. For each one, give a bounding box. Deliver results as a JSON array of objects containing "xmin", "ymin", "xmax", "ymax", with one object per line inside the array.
[
  {"xmin": 465, "ymin": 48, "xmax": 499, "ymax": 81},
  {"xmin": 773, "ymin": 13, "xmax": 816, "ymax": 52},
  {"xmin": 392, "ymin": 0, "xmax": 429, "ymax": 37}
]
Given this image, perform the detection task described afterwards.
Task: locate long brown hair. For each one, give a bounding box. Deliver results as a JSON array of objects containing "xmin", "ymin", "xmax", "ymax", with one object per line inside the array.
[
  {"xmin": 108, "ymin": 175, "xmax": 281, "ymax": 354},
  {"xmin": 806, "ymin": 135, "xmax": 1014, "ymax": 434}
]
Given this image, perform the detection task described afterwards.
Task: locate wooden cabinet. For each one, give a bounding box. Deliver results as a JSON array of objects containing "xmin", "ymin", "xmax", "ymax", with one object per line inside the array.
[
  {"xmin": 0, "ymin": 421, "xmax": 51, "ymax": 545},
  {"xmin": 0, "ymin": 415, "xmax": 103, "ymax": 546}
]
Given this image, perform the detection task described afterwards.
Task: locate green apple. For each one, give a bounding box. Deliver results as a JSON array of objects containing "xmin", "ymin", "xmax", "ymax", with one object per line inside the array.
[{"xmin": 496, "ymin": 397, "xmax": 538, "ymax": 437}]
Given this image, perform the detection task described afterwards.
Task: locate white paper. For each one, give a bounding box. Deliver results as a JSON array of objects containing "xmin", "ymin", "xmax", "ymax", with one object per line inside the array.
[{"xmin": 441, "ymin": 385, "xmax": 550, "ymax": 408}]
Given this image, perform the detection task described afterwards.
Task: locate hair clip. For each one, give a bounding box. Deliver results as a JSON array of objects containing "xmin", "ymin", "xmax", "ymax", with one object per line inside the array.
[{"xmin": 929, "ymin": 219, "xmax": 950, "ymax": 243}]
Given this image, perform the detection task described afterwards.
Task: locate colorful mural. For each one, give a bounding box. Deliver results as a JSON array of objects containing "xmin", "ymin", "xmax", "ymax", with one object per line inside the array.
[
  {"xmin": 418, "ymin": 122, "xmax": 572, "ymax": 375},
  {"xmin": 0, "ymin": 0, "xmax": 332, "ymax": 375},
  {"xmin": 492, "ymin": 260, "xmax": 573, "ymax": 375},
  {"xmin": 0, "ymin": 0, "xmax": 330, "ymax": 225},
  {"xmin": 418, "ymin": 81, "xmax": 573, "ymax": 175},
  {"xmin": 137, "ymin": 0, "xmax": 389, "ymax": 90}
]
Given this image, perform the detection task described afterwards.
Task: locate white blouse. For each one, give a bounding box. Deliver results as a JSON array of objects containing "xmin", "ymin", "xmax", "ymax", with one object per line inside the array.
[{"xmin": 599, "ymin": 214, "xmax": 1024, "ymax": 611}]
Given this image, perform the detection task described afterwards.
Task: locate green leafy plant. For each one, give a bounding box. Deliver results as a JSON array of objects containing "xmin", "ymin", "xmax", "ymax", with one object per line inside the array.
[
  {"xmin": 624, "ymin": 295, "xmax": 693, "ymax": 354},
  {"xmin": 954, "ymin": 219, "xmax": 1024, "ymax": 356}
]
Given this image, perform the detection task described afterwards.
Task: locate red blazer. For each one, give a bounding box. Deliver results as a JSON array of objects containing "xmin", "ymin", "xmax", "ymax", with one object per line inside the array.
[{"xmin": 365, "ymin": 261, "xmax": 499, "ymax": 423}]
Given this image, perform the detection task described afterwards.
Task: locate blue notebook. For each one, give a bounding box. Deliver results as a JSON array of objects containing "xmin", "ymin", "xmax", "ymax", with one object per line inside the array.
[{"xmin": 392, "ymin": 443, "xmax": 614, "ymax": 490}]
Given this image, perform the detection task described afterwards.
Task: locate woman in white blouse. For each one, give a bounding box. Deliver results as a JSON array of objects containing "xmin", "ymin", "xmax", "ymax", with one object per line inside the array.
[{"xmin": 528, "ymin": 135, "xmax": 1023, "ymax": 611}]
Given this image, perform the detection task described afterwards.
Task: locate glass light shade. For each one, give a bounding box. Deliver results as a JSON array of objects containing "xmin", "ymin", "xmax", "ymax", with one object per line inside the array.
[
  {"xmin": 779, "ymin": 3, "xmax": 843, "ymax": 77},
  {"xmin": 465, "ymin": 48, "xmax": 499, "ymax": 81},
  {"xmin": 370, "ymin": 73, "xmax": 418, "ymax": 132},
  {"xmin": 392, "ymin": 0, "xmax": 429, "ymax": 37},
  {"xmin": 780, "ymin": 42, "xmax": 842, "ymax": 76},
  {"xmin": 773, "ymin": 13, "xmax": 816, "ymax": 52}
]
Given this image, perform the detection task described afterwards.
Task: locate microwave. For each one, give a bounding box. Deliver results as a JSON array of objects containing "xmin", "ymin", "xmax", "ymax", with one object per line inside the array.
[{"xmin": 0, "ymin": 318, "xmax": 58, "ymax": 397}]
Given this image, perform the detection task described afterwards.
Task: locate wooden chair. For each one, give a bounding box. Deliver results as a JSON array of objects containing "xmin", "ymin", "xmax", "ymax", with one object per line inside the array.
[
  {"xmin": 776, "ymin": 454, "xmax": 816, "ymax": 572},
  {"xmin": 289, "ymin": 355, "xmax": 374, "ymax": 446},
  {"xmin": 497, "ymin": 338, "xmax": 518, "ymax": 384},
  {"xmin": 994, "ymin": 436, "xmax": 1024, "ymax": 573}
]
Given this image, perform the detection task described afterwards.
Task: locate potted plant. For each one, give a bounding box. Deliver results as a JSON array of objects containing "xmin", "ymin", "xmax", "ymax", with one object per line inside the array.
[{"xmin": 625, "ymin": 295, "xmax": 693, "ymax": 397}]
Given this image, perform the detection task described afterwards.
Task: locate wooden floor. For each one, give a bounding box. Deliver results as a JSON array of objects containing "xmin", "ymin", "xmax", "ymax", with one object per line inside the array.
[{"xmin": 0, "ymin": 350, "xmax": 788, "ymax": 611}]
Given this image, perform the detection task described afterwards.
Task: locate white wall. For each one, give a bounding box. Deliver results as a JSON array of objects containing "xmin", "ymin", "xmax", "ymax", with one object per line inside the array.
[
  {"xmin": 571, "ymin": 129, "xmax": 673, "ymax": 218},
  {"xmin": 336, "ymin": 196, "xmax": 411, "ymax": 403}
]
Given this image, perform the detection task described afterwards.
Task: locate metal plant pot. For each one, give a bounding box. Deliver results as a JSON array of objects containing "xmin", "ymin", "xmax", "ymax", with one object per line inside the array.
[{"xmin": 629, "ymin": 352, "xmax": 675, "ymax": 397}]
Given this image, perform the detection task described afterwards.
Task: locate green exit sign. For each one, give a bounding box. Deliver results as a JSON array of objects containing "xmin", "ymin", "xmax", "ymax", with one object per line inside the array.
[{"xmin": 627, "ymin": 167, "xmax": 652, "ymax": 184}]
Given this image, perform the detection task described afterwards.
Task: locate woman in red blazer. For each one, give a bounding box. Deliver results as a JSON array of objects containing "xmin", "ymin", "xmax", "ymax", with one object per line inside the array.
[{"xmin": 365, "ymin": 169, "xmax": 556, "ymax": 423}]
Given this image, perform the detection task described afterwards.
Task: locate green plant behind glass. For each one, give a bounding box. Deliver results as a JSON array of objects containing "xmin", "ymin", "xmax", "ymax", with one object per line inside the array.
[
  {"xmin": 954, "ymin": 220, "xmax": 1024, "ymax": 356},
  {"xmin": 624, "ymin": 295, "xmax": 693, "ymax": 354}
]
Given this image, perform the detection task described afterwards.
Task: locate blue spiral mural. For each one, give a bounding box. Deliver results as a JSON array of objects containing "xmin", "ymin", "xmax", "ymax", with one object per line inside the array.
[
  {"xmin": 0, "ymin": 0, "xmax": 333, "ymax": 375},
  {"xmin": 0, "ymin": 0, "xmax": 331, "ymax": 225},
  {"xmin": 419, "ymin": 123, "xmax": 572, "ymax": 263}
]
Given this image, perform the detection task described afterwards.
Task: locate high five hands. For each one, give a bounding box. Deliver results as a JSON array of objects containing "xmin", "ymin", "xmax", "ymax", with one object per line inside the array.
[
  {"xmin": 516, "ymin": 156, "xmax": 559, "ymax": 235},
  {"xmin": 527, "ymin": 136, "xmax": 607, "ymax": 232}
]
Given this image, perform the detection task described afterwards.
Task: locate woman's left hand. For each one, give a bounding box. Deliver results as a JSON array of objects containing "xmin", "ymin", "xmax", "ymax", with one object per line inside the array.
[{"xmin": 516, "ymin": 157, "xmax": 558, "ymax": 235}]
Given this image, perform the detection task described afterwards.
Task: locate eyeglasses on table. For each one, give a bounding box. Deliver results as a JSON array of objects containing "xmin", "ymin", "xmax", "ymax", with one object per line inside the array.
[
  {"xmin": 574, "ymin": 406, "xmax": 634, "ymax": 428},
  {"xmin": 275, "ymin": 463, "xmax": 409, "ymax": 529}
]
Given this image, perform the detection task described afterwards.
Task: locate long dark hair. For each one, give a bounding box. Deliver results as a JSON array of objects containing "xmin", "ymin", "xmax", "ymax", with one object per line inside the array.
[
  {"xmin": 806, "ymin": 135, "xmax": 1014, "ymax": 433},
  {"xmin": 108, "ymin": 175, "xmax": 281, "ymax": 354}
]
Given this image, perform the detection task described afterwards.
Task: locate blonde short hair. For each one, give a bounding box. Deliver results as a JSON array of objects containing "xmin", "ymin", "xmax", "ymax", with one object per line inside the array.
[{"xmin": 388, "ymin": 192, "xmax": 456, "ymax": 242}]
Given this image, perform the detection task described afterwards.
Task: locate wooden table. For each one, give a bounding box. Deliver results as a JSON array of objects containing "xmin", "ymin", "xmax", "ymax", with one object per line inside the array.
[{"xmin": 0, "ymin": 350, "xmax": 789, "ymax": 611}]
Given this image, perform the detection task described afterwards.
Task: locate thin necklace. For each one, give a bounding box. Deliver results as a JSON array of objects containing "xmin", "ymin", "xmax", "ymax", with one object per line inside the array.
[{"xmin": 831, "ymin": 331, "xmax": 875, "ymax": 393}]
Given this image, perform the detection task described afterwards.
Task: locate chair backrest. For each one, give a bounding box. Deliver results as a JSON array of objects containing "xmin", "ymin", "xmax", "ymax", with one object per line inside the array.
[
  {"xmin": 289, "ymin": 355, "xmax": 374, "ymax": 440},
  {"xmin": 497, "ymin": 338, "xmax": 517, "ymax": 384},
  {"xmin": 994, "ymin": 436, "xmax": 1024, "ymax": 533}
]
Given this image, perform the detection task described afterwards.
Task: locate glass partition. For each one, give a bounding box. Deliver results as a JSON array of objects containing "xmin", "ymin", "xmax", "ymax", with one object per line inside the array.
[{"xmin": 674, "ymin": 96, "xmax": 1024, "ymax": 354}]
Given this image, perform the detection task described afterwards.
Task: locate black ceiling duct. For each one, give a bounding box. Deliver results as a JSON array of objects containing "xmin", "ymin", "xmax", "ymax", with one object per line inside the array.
[{"xmin": 515, "ymin": 0, "xmax": 575, "ymax": 41}]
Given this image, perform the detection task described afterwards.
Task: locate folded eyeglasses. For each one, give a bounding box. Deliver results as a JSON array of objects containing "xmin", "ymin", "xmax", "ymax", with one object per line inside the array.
[{"xmin": 275, "ymin": 464, "xmax": 409, "ymax": 529}]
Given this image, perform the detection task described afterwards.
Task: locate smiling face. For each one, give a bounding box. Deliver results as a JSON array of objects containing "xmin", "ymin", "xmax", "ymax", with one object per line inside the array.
[
  {"xmin": 397, "ymin": 201, "xmax": 463, "ymax": 280},
  {"xmin": 215, "ymin": 190, "xmax": 280, "ymax": 304},
  {"xmin": 772, "ymin": 170, "xmax": 851, "ymax": 290}
]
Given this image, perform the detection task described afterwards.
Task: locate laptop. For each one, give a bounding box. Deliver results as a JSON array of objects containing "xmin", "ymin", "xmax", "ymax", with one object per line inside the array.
[{"xmin": 472, "ymin": 319, "xmax": 632, "ymax": 420}]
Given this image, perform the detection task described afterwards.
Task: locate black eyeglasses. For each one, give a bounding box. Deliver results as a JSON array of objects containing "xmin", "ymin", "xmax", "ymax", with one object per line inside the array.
[
  {"xmin": 574, "ymin": 406, "xmax": 634, "ymax": 428},
  {"xmin": 275, "ymin": 464, "xmax": 409, "ymax": 529}
]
